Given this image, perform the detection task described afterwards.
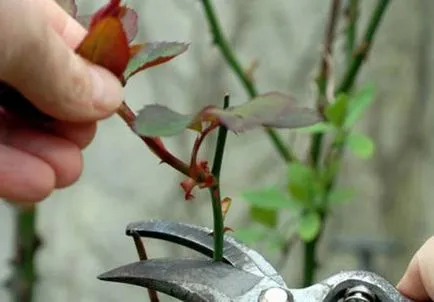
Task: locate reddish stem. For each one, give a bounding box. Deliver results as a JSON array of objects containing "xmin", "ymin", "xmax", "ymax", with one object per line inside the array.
[
  {"xmin": 190, "ymin": 123, "xmax": 218, "ymax": 170},
  {"xmin": 116, "ymin": 102, "xmax": 190, "ymax": 176}
]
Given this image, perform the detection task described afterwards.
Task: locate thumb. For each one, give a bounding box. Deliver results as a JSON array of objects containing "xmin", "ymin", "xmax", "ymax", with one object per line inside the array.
[
  {"xmin": 0, "ymin": 0, "xmax": 123, "ymax": 122},
  {"xmin": 396, "ymin": 237, "xmax": 434, "ymax": 301}
]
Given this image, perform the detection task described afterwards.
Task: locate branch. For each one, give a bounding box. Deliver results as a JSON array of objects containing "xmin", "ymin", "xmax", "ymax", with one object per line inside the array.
[
  {"xmin": 311, "ymin": 0, "xmax": 389, "ymax": 168},
  {"xmin": 345, "ymin": 0, "xmax": 360, "ymax": 65},
  {"xmin": 118, "ymin": 97, "xmax": 228, "ymax": 261},
  {"xmin": 305, "ymin": 0, "xmax": 341, "ymax": 276},
  {"xmin": 7, "ymin": 205, "xmax": 41, "ymax": 302},
  {"xmin": 338, "ymin": 0, "xmax": 390, "ymax": 93},
  {"xmin": 307, "ymin": 0, "xmax": 390, "ymax": 284},
  {"xmin": 302, "ymin": 1, "xmax": 343, "ymax": 286},
  {"xmin": 211, "ymin": 95, "xmax": 230, "ymax": 179},
  {"xmin": 199, "ymin": 0, "xmax": 295, "ymax": 163},
  {"xmin": 276, "ymin": 233, "xmax": 298, "ymax": 269},
  {"xmin": 209, "ymin": 95, "xmax": 230, "ymax": 262},
  {"xmin": 321, "ymin": 0, "xmax": 362, "ymax": 199},
  {"xmin": 303, "ymin": 211, "xmax": 330, "ymax": 286},
  {"xmin": 325, "ymin": 0, "xmax": 391, "ymax": 179},
  {"xmin": 310, "ymin": 0, "xmax": 342, "ymax": 167},
  {"xmin": 317, "ymin": 0, "xmax": 342, "ymax": 107}
]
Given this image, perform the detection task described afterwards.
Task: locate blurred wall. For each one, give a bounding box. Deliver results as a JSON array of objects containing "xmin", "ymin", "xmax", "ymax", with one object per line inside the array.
[{"xmin": 0, "ymin": 0, "xmax": 433, "ymax": 301}]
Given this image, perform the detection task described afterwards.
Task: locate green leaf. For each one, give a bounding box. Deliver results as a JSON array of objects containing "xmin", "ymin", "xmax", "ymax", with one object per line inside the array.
[
  {"xmin": 233, "ymin": 226, "xmax": 267, "ymax": 245},
  {"xmin": 295, "ymin": 122, "xmax": 336, "ymax": 134},
  {"xmin": 320, "ymin": 158, "xmax": 340, "ymax": 185},
  {"xmin": 347, "ymin": 133, "xmax": 375, "ymax": 159},
  {"xmin": 297, "ymin": 211, "xmax": 321, "ymax": 242},
  {"xmin": 242, "ymin": 187, "xmax": 300, "ymax": 210},
  {"xmin": 345, "ymin": 84, "xmax": 376, "ymax": 128},
  {"xmin": 134, "ymin": 105, "xmax": 195, "ymax": 137},
  {"xmin": 288, "ymin": 162, "xmax": 315, "ymax": 183},
  {"xmin": 288, "ymin": 183, "xmax": 310, "ymax": 203},
  {"xmin": 211, "ymin": 92, "xmax": 322, "ymax": 132},
  {"xmin": 333, "ymin": 129, "xmax": 347, "ymax": 145},
  {"xmin": 134, "ymin": 91, "xmax": 323, "ymax": 137},
  {"xmin": 250, "ymin": 206, "xmax": 277, "ymax": 228},
  {"xmin": 325, "ymin": 94, "xmax": 349, "ymax": 128},
  {"xmin": 287, "ymin": 162, "xmax": 319, "ymax": 204},
  {"xmin": 124, "ymin": 42, "xmax": 189, "ymax": 80},
  {"xmin": 327, "ymin": 188, "xmax": 356, "ymax": 205}
]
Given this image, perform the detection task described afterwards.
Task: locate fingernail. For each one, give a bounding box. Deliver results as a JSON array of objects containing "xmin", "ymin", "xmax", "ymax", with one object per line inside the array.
[{"xmin": 89, "ymin": 65, "xmax": 124, "ymax": 112}]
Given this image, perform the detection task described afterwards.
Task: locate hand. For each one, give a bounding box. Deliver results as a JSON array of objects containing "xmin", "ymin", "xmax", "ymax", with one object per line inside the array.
[
  {"xmin": 0, "ymin": 0, "xmax": 123, "ymax": 203},
  {"xmin": 397, "ymin": 237, "xmax": 434, "ymax": 301}
]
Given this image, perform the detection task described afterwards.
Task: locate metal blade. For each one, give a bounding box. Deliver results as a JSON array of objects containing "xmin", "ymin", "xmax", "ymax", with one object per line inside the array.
[
  {"xmin": 98, "ymin": 259, "xmax": 263, "ymax": 302},
  {"xmin": 126, "ymin": 220, "xmax": 285, "ymax": 285}
]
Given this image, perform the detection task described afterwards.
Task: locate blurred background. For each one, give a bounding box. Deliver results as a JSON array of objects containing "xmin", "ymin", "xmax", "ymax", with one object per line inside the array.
[{"xmin": 1, "ymin": 0, "xmax": 434, "ymax": 301}]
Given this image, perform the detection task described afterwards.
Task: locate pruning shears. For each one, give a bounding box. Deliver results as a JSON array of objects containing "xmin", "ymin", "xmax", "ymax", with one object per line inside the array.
[{"xmin": 98, "ymin": 220, "xmax": 412, "ymax": 302}]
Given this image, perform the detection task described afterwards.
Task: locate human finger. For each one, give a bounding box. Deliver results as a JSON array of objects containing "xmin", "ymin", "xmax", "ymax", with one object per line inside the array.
[
  {"xmin": 0, "ymin": 0, "xmax": 123, "ymax": 122},
  {"xmin": 0, "ymin": 145, "xmax": 55, "ymax": 203},
  {"xmin": 49, "ymin": 121, "xmax": 97, "ymax": 149},
  {"xmin": 397, "ymin": 236, "xmax": 434, "ymax": 301},
  {"xmin": 4, "ymin": 127, "xmax": 84, "ymax": 188}
]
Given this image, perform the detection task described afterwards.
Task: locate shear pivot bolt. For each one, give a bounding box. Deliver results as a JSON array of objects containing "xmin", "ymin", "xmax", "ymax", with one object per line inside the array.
[
  {"xmin": 259, "ymin": 287, "xmax": 292, "ymax": 302},
  {"xmin": 343, "ymin": 285, "xmax": 376, "ymax": 302}
]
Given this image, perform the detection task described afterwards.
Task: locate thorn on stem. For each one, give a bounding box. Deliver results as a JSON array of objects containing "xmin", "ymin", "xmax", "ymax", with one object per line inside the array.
[
  {"xmin": 245, "ymin": 59, "xmax": 259, "ymax": 82},
  {"xmin": 208, "ymin": 226, "xmax": 233, "ymax": 236},
  {"xmin": 356, "ymin": 42, "xmax": 370, "ymax": 60}
]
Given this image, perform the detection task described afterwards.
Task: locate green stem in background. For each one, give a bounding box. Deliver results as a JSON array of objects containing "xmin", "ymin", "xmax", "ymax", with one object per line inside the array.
[
  {"xmin": 304, "ymin": 0, "xmax": 390, "ymax": 286},
  {"xmin": 302, "ymin": 213, "xmax": 327, "ymax": 286},
  {"xmin": 209, "ymin": 95, "xmax": 230, "ymax": 262},
  {"xmin": 322, "ymin": 0, "xmax": 360, "ymax": 200},
  {"xmin": 199, "ymin": 0, "xmax": 295, "ymax": 163},
  {"xmin": 311, "ymin": 0, "xmax": 390, "ymax": 169},
  {"xmin": 338, "ymin": 0, "xmax": 390, "ymax": 93},
  {"xmin": 345, "ymin": 0, "xmax": 359, "ymax": 65},
  {"xmin": 302, "ymin": 219, "xmax": 321, "ymax": 287},
  {"xmin": 303, "ymin": 240, "xmax": 316, "ymax": 287},
  {"xmin": 304, "ymin": 0, "xmax": 342, "ymax": 286},
  {"xmin": 317, "ymin": 0, "xmax": 342, "ymax": 107},
  {"xmin": 325, "ymin": 0, "xmax": 391, "ymax": 195},
  {"xmin": 201, "ymin": 0, "xmax": 256, "ymax": 98},
  {"xmin": 7, "ymin": 206, "xmax": 40, "ymax": 302},
  {"xmin": 310, "ymin": 0, "xmax": 342, "ymax": 168}
]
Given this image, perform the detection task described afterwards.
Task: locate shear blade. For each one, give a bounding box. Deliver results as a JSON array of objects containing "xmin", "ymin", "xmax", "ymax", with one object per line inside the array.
[
  {"xmin": 126, "ymin": 219, "xmax": 285, "ymax": 285},
  {"xmin": 98, "ymin": 258, "xmax": 262, "ymax": 302}
]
